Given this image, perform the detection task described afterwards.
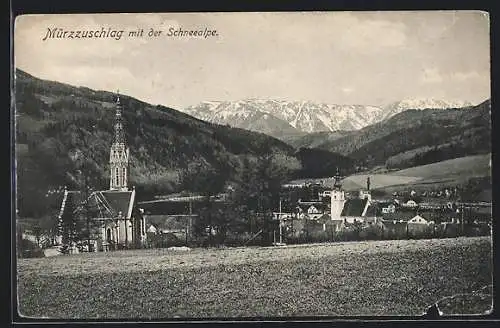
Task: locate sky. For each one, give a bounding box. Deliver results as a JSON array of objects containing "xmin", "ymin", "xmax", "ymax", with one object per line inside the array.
[{"xmin": 14, "ymin": 11, "xmax": 490, "ymax": 109}]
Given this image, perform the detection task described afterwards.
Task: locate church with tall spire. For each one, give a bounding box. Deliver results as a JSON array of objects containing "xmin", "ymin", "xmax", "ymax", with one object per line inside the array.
[
  {"xmin": 109, "ymin": 92, "xmax": 130, "ymax": 191},
  {"xmin": 57, "ymin": 91, "xmax": 146, "ymax": 252}
]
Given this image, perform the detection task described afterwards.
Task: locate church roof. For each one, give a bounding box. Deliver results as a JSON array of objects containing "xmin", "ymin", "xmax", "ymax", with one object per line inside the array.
[
  {"xmin": 58, "ymin": 189, "xmax": 136, "ymax": 221},
  {"xmin": 57, "ymin": 191, "xmax": 84, "ymax": 220},
  {"xmin": 341, "ymin": 198, "xmax": 368, "ymax": 217},
  {"xmin": 93, "ymin": 190, "xmax": 135, "ymax": 218}
]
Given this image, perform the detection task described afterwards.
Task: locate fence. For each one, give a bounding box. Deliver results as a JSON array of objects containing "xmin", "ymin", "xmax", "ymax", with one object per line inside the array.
[
  {"xmin": 275, "ymin": 218, "xmax": 491, "ymax": 245},
  {"xmin": 20, "ymin": 218, "xmax": 491, "ymax": 255}
]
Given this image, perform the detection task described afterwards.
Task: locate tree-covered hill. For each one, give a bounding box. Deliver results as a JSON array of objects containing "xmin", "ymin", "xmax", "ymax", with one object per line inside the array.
[
  {"xmin": 294, "ymin": 147, "xmax": 355, "ymax": 178},
  {"xmin": 287, "ymin": 100, "xmax": 491, "ymax": 170},
  {"xmin": 15, "ymin": 69, "xmax": 304, "ymax": 218}
]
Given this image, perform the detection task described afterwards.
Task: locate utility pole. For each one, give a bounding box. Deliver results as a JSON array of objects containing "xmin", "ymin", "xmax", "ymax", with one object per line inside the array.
[
  {"xmin": 461, "ymin": 203, "xmax": 465, "ymax": 236},
  {"xmin": 187, "ymin": 200, "xmax": 192, "ymax": 244},
  {"xmin": 78, "ymin": 169, "xmax": 92, "ymax": 253},
  {"xmin": 86, "ymin": 197, "xmax": 91, "ymax": 251},
  {"xmin": 84, "ymin": 178, "xmax": 92, "ymax": 252},
  {"xmin": 279, "ymin": 198, "xmax": 283, "ymax": 244}
]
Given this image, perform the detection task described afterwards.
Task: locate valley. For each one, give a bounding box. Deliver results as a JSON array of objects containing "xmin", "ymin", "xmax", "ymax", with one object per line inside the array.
[{"xmin": 14, "ymin": 68, "xmax": 492, "ymax": 220}]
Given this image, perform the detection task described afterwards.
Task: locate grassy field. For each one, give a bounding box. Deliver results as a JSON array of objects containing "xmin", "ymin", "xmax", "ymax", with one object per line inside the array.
[
  {"xmin": 341, "ymin": 154, "xmax": 491, "ymax": 192},
  {"xmin": 393, "ymin": 154, "xmax": 491, "ymax": 180},
  {"xmin": 341, "ymin": 174, "xmax": 422, "ymax": 191},
  {"xmin": 17, "ymin": 237, "xmax": 492, "ymax": 319}
]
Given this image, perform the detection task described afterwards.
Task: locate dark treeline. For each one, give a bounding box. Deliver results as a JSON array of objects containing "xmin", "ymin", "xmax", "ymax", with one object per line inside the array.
[{"xmin": 178, "ymin": 153, "xmax": 294, "ymax": 247}]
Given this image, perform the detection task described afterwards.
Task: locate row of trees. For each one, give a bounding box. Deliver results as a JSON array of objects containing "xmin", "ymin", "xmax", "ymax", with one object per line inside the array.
[
  {"xmin": 19, "ymin": 151, "xmax": 296, "ymax": 255},
  {"xmin": 17, "ymin": 169, "xmax": 99, "ymax": 257},
  {"xmin": 180, "ymin": 153, "xmax": 295, "ymax": 247}
]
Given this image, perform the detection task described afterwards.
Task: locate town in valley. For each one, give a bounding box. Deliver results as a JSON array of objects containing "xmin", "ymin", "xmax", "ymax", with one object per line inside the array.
[{"xmin": 14, "ymin": 11, "xmax": 492, "ymax": 319}]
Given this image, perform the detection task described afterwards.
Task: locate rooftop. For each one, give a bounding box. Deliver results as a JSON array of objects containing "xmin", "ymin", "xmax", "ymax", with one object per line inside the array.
[
  {"xmin": 341, "ymin": 198, "xmax": 368, "ymax": 217},
  {"xmin": 59, "ymin": 189, "xmax": 136, "ymax": 221}
]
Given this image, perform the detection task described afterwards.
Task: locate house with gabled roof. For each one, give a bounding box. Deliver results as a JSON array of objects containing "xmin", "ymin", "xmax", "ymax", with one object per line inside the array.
[
  {"xmin": 296, "ymin": 200, "xmax": 329, "ymax": 220},
  {"xmin": 408, "ymin": 214, "xmax": 428, "ymax": 224}
]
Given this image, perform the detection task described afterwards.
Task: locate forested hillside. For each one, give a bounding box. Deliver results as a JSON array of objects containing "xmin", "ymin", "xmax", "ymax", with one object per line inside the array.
[
  {"xmin": 15, "ymin": 69, "xmax": 301, "ymax": 218},
  {"xmin": 294, "ymin": 147, "xmax": 355, "ymax": 178},
  {"xmin": 287, "ymin": 100, "xmax": 491, "ymax": 170},
  {"xmin": 282, "ymin": 130, "xmax": 349, "ymax": 149}
]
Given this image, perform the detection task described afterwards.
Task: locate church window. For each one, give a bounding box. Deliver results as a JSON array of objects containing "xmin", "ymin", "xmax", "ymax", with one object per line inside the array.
[
  {"xmin": 106, "ymin": 228, "xmax": 112, "ymax": 243},
  {"xmin": 122, "ymin": 168, "xmax": 126, "ymax": 184},
  {"xmin": 115, "ymin": 168, "xmax": 119, "ymax": 186}
]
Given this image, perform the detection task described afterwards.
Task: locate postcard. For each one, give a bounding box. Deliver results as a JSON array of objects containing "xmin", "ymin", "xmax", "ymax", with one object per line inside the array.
[{"xmin": 13, "ymin": 11, "xmax": 492, "ymax": 320}]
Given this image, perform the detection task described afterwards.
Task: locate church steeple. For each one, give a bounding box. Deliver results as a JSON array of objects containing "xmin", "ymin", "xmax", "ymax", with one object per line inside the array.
[
  {"xmin": 109, "ymin": 91, "xmax": 129, "ymax": 191},
  {"xmin": 330, "ymin": 167, "xmax": 345, "ymax": 220},
  {"xmin": 114, "ymin": 92, "xmax": 125, "ymax": 144},
  {"xmin": 333, "ymin": 167, "xmax": 342, "ymax": 190}
]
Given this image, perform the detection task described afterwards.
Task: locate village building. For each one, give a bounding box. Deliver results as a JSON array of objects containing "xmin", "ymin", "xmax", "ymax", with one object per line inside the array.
[
  {"xmin": 57, "ymin": 94, "xmax": 147, "ymax": 252},
  {"xmin": 328, "ymin": 172, "xmax": 380, "ymax": 232},
  {"xmin": 401, "ymin": 199, "xmax": 419, "ymax": 208},
  {"xmin": 330, "ymin": 170, "xmax": 346, "ymax": 221},
  {"xmin": 408, "ymin": 214, "xmax": 428, "ymax": 224},
  {"xmin": 381, "ymin": 203, "xmax": 396, "ymax": 214},
  {"xmin": 296, "ymin": 200, "xmax": 329, "ymax": 220}
]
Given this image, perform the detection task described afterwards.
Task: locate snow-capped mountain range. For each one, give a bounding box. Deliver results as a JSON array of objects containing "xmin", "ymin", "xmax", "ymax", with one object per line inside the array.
[
  {"xmin": 380, "ymin": 99, "xmax": 474, "ymax": 121},
  {"xmin": 181, "ymin": 98, "xmax": 475, "ymax": 137}
]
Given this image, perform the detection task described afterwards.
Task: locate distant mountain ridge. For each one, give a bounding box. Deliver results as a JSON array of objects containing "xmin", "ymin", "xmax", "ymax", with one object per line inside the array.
[
  {"xmin": 182, "ymin": 98, "xmax": 476, "ymax": 138},
  {"xmin": 288, "ymin": 99, "xmax": 491, "ymax": 171},
  {"xmin": 183, "ymin": 99, "xmax": 386, "ymax": 137},
  {"xmin": 381, "ymin": 98, "xmax": 474, "ymax": 121}
]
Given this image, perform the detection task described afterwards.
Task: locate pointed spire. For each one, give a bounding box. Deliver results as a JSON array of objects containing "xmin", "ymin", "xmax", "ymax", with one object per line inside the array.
[{"xmin": 113, "ymin": 89, "xmax": 125, "ymax": 143}]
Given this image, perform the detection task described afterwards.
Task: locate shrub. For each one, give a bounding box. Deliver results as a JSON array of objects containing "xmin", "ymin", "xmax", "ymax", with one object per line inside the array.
[{"xmin": 19, "ymin": 239, "xmax": 45, "ymax": 258}]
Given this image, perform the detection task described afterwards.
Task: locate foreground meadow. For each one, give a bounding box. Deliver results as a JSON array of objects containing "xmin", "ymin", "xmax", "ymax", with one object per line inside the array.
[{"xmin": 17, "ymin": 237, "xmax": 492, "ymax": 319}]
